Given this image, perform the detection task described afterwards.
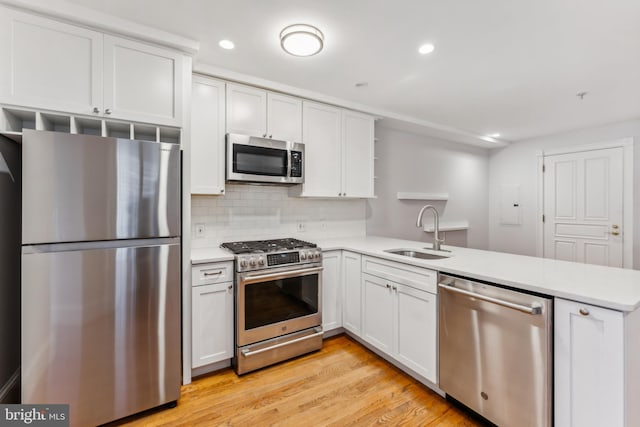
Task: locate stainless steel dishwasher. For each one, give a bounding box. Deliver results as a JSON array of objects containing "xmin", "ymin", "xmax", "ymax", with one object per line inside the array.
[{"xmin": 438, "ymin": 274, "xmax": 552, "ymax": 427}]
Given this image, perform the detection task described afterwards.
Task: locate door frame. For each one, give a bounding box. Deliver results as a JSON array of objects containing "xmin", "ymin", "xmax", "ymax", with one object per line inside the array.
[{"xmin": 535, "ymin": 138, "xmax": 634, "ymax": 268}]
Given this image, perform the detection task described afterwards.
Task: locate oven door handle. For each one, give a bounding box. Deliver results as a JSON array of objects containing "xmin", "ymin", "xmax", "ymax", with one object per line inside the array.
[
  {"xmin": 241, "ymin": 329, "xmax": 324, "ymax": 358},
  {"xmin": 240, "ymin": 266, "xmax": 323, "ymax": 285}
]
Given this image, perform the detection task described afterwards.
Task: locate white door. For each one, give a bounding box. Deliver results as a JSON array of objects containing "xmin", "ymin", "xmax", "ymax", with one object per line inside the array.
[
  {"xmin": 321, "ymin": 250, "xmax": 342, "ymax": 332},
  {"xmin": 554, "ymin": 298, "xmax": 624, "ymax": 427},
  {"xmin": 342, "ymin": 251, "xmax": 362, "ymax": 335},
  {"xmin": 191, "ymin": 76, "xmax": 225, "ymax": 195},
  {"xmin": 226, "ymin": 83, "xmax": 267, "ymax": 137},
  {"xmin": 103, "ymin": 35, "xmax": 183, "ymax": 126},
  {"xmin": 191, "ymin": 282, "xmax": 234, "ymax": 368},
  {"xmin": 394, "ymin": 284, "xmax": 437, "ymax": 383},
  {"xmin": 0, "ymin": 7, "xmax": 103, "ymax": 115},
  {"xmin": 300, "ymin": 101, "xmax": 342, "ymax": 197},
  {"xmin": 362, "ymin": 273, "xmax": 393, "ymax": 354},
  {"xmin": 342, "ymin": 110, "xmax": 375, "ymax": 198},
  {"xmin": 267, "ymin": 92, "xmax": 302, "ymax": 142},
  {"xmin": 543, "ymin": 147, "xmax": 624, "ymax": 267}
]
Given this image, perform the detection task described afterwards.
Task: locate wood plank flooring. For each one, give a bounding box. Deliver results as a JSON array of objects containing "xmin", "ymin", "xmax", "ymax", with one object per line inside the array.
[{"xmin": 110, "ymin": 335, "xmax": 486, "ymax": 426}]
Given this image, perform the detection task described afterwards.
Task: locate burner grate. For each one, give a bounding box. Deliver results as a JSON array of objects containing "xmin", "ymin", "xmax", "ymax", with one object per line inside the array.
[{"xmin": 221, "ymin": 238, "xmax": 317, "ymax": 254}]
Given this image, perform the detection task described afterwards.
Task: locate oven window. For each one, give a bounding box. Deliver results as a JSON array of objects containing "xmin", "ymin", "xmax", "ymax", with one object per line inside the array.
[
  {"xmin": 233, "ymin": 144, "xmax": 288, "ymax": 177},
  {"xmin": 244, "ymin": 274, "xmax": 319, "ymax": 330}
]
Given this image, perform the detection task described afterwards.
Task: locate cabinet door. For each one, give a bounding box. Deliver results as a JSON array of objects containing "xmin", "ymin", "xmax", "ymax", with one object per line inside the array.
[
  {"xmin": 0, "ymin": 7, "xmax": 103, "ymax": 115},
  {"xmin": 342, "ymin": 251, "xmax": 362, "ymax": 335},
  {"xmin": 103, "ymin": 35, "xmax": 183, "ymax": 126},
  {"xmin": 267, "ymin": 92, "xmax": 302, "ymax": 142},
  {"xmin": 226, "ymin": 83, "xmax": 267, "ymax": 137},
  {"xmin": 191, "ymin": 76, "xmax": 225, "ymax": 195},
  {"xmin": 555, "ymin": 298, "xmax": 624, "ymax": 427},
  {"xmin": 362, "ymin": 273, "xmax": 394, "ymax": 354},
  {"xmin": 321, "ymin": 250, "xmax": 342, "ymax": 332},
  {"xmin": 299, "ymin": 101, "xmax": 342, "ymax": 197},
  {"xmin": 395, "ymin": 284, "xmax": 437, "ymax": 383},
  {"xmin": 192, "ymin": 282, "xmax": 234, "ymax": 368},
  {"xmin": 342, "ymin": 110, "xmax": 375, "ymax": 198}
]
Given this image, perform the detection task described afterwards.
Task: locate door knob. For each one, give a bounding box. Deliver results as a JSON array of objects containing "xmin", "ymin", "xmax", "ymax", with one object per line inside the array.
[
  {"xmin": 611, "ymin": 231, "xmax": 620, "ymax": 236},
  {"xmin": 93, "ymin": 107, "xmax": 100, "ymax": 114},
  {"xmin": 612, "ymin": 224, "xmax": 619, "ymax": 229}
]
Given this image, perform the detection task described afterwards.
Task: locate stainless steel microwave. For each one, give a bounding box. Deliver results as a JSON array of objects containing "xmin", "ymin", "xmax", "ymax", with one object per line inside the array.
[{"xmin": 226, "ymin": 133, "xmax": 304, "ymax": 184}]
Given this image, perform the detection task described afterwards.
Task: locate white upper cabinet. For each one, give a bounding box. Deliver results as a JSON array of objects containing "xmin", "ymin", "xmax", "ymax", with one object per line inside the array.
[
  {"xmin": 296, "ymin": 101, "xmax": 343, "ymax": 197},
  {"xmin": 342, "ymin": 110, "xmax": 375, "ymax": 198},
  {"xmin": 0, "ymin": 7, "xmax": 103, "ymax": 115},
  {"xmin": 0, "ymin": 6, "xmax": 185, "ymax": 127},
  {"xmin": 291, "ymin": 100, "xmax": 375, "ymax": 198},
  {"xmin": 267, "ymin": 92, "xmax": 302, "ymax": 142},
  {"xmin": 226, "ymin": 83, "xmax": 302, "ymax": 142},
  {"xmin": 103, "ymin": 36, "xmax": 183, "ymax": 126},
  {"xmin": 226, "ymin": 83, "xmax": 267, "ymax": 137},
  {"xmin": 190, "ymin": 75, "xmax": 225, "ymax": 195}
]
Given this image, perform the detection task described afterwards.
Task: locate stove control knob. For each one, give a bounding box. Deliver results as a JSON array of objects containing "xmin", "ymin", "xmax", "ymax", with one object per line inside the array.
[
  {"xmin": 240, "ymin": 259, "xmax": 248, "ymax": 268},
  {"xmin": 315, "ymin": 251, "xmax": 321, "ymax": 259},
  {"xmin": 258, "ymin": 257, "xmax": 265, "ymax": 266},
  {"xmin": 249, "ymin": 257, "xmax": 257, "ymax": 267},
  {"xmin": 300, "ymin": 252, "xmax": 307, "ymax": 261}
]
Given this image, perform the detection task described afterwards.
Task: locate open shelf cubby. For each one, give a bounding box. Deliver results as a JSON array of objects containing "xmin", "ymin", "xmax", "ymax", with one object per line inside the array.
[{"xmin": 0, "ymin": 106, "xmax": 181, "ymax": 144}]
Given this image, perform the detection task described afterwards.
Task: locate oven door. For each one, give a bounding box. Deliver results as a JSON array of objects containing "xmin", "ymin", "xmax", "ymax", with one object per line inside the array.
[
  {"xmin": 227, "ymin": 134, "xmax": 292, "ymax": 184},
  {"xmin": 237, "ymin": 265, "xmax": 323, "ymax": 346}
]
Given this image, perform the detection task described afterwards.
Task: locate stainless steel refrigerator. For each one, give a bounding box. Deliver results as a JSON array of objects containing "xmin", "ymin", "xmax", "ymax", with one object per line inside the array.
[{"xmin": 20, "ymin": 130, "xmax": 181, "ymax": 427}]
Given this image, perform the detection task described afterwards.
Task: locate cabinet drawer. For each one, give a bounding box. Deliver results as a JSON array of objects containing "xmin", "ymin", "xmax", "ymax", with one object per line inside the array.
[
  {"xmin": 362, "ymin": 256, "xmax": 437, "ymax": 293},
  {"xmin": 192, "ymin": 262, "xmax": 234, "ymax": 286}
]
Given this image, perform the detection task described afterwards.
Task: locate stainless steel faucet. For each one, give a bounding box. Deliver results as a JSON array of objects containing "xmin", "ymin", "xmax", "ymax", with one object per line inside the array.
[{"xmin": 416, "ymin": 205, "xmax": 444, "ymax": 251}]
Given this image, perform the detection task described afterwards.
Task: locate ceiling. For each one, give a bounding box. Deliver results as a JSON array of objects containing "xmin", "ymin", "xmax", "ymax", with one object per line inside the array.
[{"xmin": 66, "ymin": 0, "xmax": 640, "ymax": 144}]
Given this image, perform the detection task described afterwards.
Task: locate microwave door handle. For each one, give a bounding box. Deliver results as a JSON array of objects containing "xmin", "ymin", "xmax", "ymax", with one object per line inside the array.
[{"xmin": 287, "ymin": 149, "xmax": 292, "ymax": 179}]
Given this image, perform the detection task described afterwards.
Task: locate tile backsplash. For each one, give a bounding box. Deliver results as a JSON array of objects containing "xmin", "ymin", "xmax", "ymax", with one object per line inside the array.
[{"xmin": 191, "ymin": 184, "xmax": 367, "ymax": 248}]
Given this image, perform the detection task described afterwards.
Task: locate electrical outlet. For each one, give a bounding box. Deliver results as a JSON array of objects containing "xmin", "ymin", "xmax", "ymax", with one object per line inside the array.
[
  {"xmin": 296, "ymin": 222, "xmax": 306, "ymax": 232},
  {"xmin": 195, "ymin": 223, "xmax": 206, "ymax": 238}
]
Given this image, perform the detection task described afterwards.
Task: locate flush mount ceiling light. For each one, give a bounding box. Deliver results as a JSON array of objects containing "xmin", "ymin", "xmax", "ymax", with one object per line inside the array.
[
  {"xmin": 488, "ymin": 133, "xmax": 501, "ymax": 138},
  {"xmin": 280, "ymin": 24, "xmax": 324, "ymax": 57},
  {"xmin": 418, "ymin": 43, "xmax": 435, "ymax": 55},
  {"xmin": 219, "ymin": 39, "xmax": 235, "ymax": 50}
]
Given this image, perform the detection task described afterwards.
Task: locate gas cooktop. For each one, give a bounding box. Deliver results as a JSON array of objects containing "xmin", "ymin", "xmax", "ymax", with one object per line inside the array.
[
  {"xmin": 221, "ymin": 238, "xmax": 321, "ymax": 272},
  {"xmin": 220, "ymin": 238, "xmax": 317, "ymax": 254}
]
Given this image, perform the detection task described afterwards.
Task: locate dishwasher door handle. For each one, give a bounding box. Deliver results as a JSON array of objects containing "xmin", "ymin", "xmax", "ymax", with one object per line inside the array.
[{"xmin": 438, "ymin": 283, "xmax": 543, "ymax": 315}]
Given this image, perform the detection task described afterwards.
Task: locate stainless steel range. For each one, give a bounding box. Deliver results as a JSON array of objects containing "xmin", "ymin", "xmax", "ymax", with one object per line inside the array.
[{"xmin": 221, "ymin": 238, "xmax": 323, "ymax": 375}]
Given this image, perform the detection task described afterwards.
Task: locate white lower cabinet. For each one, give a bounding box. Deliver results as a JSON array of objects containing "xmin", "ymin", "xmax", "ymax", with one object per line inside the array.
[
  {"xmin": 342, "ymin": 251, "xmax": 362, "ymax": 335},
  {"xmin": 555, "ymin": 298, "xmax": 628, "ymax": 427},
  {"xmin": 191, "ymin": 262, "xmax": 234, "ymax": 368},
  {"xmin": 321, "ymin": 250, "xmax": 342, "ymax": 332},
  {"xmin": 362, "ymin": 272, "xmax": 437, "ymax": 383}
]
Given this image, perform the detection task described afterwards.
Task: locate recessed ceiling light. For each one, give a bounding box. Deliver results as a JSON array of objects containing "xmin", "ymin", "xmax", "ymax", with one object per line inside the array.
[
  {"xmin": 280, "ymin": 24, "xmax": 324, "ymax": 57},
  {"xmin": 418, "ymin": 43, "xmax": 435, "ymax": 55},
  {"xmin": 219, "ymin": 39, "xmax": 235, "ymax": 50}
]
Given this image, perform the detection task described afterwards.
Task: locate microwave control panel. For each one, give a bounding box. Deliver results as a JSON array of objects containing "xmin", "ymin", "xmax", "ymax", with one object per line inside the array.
[{"xmin": 290, "ymin": 151, "xmax": 303, "ymax": 178}]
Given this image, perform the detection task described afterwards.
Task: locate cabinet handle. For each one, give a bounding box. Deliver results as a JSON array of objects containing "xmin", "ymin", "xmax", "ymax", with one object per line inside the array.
[
  {"xmin": 93, "ymin": 107, "xmax": 100, "ymax": 114},
  {"xmin": 204, "ymin": 271, "xmax": 223, "ymax": 276},
  {"xmin": 343, "ymin": 193, "xmax": 347, "ymax": 197},
  {"xmin": 610, "ymin": 231, "xmax": 620, "ymax": 236},
  {"xmin": 392, "ymin": 285, "xmax": 397, "ymax": 291},
  {"xmin": 269, "ymin": 134, "xmax": 272, "ymax": 138},
  {"xmin": 228, "ymin": 284, "xmax": 233, "ymax": 290},
  {"xmin": 579, "ymin": 308, "xmax": 590, "ymax": 316},
  {"xmin": 338, "ymin": 193, "xmax": 342, "ymax": 196},
  {"xmin": 220, "ymin": 189, "xmax": 225, "ymax": 194},
  {"xmin": 385, "ymin": 283, "xmax": 390, "ymax": 289},
  {"xmin": 263, "ymin": 133, "xmax": 267, "ymax": 137},
  {"xmin": 105, "ymin": 108, "xmax": 112, "ymax": 115}
]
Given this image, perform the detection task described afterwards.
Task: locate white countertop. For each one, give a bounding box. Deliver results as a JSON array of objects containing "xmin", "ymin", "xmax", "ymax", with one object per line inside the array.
[{"xmin": 191, "ymin": 235, "xmax": 640, "ymax": 312}]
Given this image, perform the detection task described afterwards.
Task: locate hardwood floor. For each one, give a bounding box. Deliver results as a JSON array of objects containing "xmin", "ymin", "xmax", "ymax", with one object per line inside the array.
[{"xmin": 110, "ymin": 335, "xmax": 486, "ymax": 426}]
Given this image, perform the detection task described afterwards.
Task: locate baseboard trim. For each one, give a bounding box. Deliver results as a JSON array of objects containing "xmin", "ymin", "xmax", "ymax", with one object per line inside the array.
[{"xmin": 0, "ymin": 367, "xmax": 20, "ymax": 403}]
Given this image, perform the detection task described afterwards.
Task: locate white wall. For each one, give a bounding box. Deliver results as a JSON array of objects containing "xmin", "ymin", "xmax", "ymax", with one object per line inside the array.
[
  {"xmin": 366, "ymin": 126, "xmax": 490, "ymax": 249},
  {"xmin": 489, "ymin": 119, "xmax": 640, "ymax": 269},
  {"xmin": 191, "ymin": 184, "xmax": 366, "ymax": 248}
]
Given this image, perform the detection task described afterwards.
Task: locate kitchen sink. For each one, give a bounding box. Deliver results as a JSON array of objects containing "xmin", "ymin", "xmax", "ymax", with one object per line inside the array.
[{"xmin": 384, "ymin": 249, "xmax": 450, "ymax": 260}]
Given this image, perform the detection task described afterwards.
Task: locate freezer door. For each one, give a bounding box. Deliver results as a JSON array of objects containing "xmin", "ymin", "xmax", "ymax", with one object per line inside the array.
[
  {"xmin": 22, "ymin": 130, "xmax": 180, "ymax": 244},
  {"xmin": 21, "ymin": 242, "xmax": 181, "ymax": 427}
]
